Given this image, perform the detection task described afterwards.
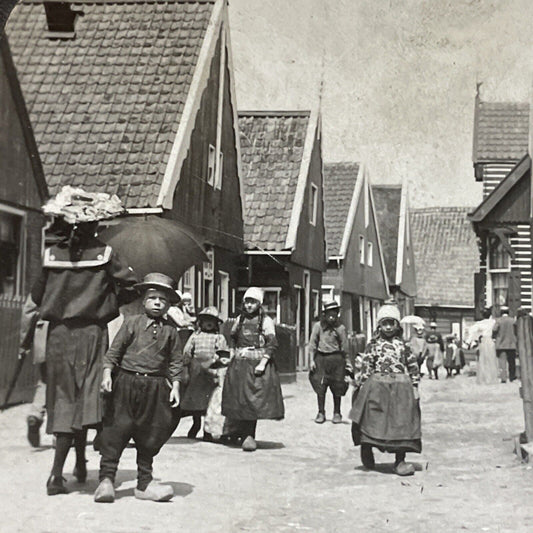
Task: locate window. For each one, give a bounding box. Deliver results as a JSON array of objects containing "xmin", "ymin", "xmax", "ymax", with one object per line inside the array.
[
  {"xmin": 367, "ymin": 242, "xmax": 373, "ymax": 267},
  {"xmin": 215, "ymin": 151, "xmax": 224, "ymax": 190},
  {"xmin": 218, "ymin": 271, "xmax": 229, "ymax": 320},
  {"xmin": 488, "ymin": 240, "xmax": 511, "ymax": 308},
  {"xmin": 309, "ymin": 183, "xmax": 318, "ymax": 225},
  {"xmin": 179, "ymin": 266, "xmax": 195, "ymax": 307},
  {"xmin": 321, "ymin": 285, "xmax": 335, "ymax": 305},
  {"xmin": 359, "ymin": 235, "xmax": 365, "ymax": 264},
  {"xmin": 312, "ymin": 289, "xmax": 320, "ymax": 320},
  {"xmin": 0, "ymin": 208, "xmax": 24, "ymax": 296},
  {"xmin": 207, "ymin": 144, "xmax": 216, "ymax": 186},
  {"xmin": 491, "ymin": 272, "xmax": 508, "ymax": 307},
  {"xmin": 489, "ymin": 241, "xmax": 510, "ymax": 270}
]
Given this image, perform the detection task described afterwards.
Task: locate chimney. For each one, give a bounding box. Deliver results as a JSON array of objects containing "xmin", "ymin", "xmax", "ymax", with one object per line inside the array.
[{"xmin": 44, "ymin": 2, "xmax": 82, "ymax": 39}]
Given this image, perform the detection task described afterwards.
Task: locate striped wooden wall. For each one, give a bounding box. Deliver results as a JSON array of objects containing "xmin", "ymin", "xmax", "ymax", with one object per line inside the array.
[
  {"xmin": 510, "ymin": 224, "xmax": 532, "ymax": 310},
  {"xmin": 482, "ymin": 162, "xmax": 518, "ymax": 198}
]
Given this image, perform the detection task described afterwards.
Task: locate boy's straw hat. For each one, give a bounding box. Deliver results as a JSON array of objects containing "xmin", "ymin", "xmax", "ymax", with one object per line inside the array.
[
  {"xmin": 197, "ymin": 306, "xmax": 223, "ymax": 323},
  {"xmin": 134, "ymin": 273, "xmax": 179, "ymax": 303},
  {"xmin": 323, "ymin": 300, "xmax": 341, "ymax": 312}
]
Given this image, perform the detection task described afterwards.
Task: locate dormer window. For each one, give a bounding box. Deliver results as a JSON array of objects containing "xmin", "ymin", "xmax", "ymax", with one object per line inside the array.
[{"xmin": 44, "ymin": 2, "xmax": 82, "ymax": 40}]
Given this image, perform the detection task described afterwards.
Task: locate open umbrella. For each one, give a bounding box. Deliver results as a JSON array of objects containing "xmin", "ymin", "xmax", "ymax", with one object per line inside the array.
[
  {"xmin": 98, "ymin": 215, "xmax": 209, "ymax": 282},
  {"xmin": 400, "ymin": 315, "xmax": 426, "ymax": 327}
]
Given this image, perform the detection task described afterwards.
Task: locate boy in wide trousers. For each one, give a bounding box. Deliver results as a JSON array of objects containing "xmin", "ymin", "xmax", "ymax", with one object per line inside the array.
[{"xmin": 94, "ymin": 273, "xmax": 184, "ymax": 503}]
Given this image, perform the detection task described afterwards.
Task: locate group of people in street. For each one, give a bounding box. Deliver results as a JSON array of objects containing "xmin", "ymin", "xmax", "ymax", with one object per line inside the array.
[
  {"xmin": 18, "ymin": 188, "xmax": 434, "ymax": 503},
  {"xmin": 408, "ymin": 322, "xmax": 464, "ymax": 380},
  {"xmin": 467, "ymin": 306, "xmax": 518, "ymax": 385}
]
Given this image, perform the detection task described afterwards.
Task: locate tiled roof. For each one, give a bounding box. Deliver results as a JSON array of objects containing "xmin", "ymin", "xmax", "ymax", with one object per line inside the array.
[
  {"xmin": 474, "ymin": 100, "xmax": 529, "ymax": 163},
  {"xmin": 372, "ymin": 185, "xmax": 401, "ymax": 284},
  {"xmin": 323, "ymin": 162, "xmax": 360, "ymax": 257},
  {"xmin": 238, "ymin": 111, "xmax": 310, "ymax": 251},
  {"xmin": 6, "ymin": 0, "xmax": 214, "ymax": 209},
  {"xmin": 411, "ymin": 207, "xmax": 479, "ymax": 307}
]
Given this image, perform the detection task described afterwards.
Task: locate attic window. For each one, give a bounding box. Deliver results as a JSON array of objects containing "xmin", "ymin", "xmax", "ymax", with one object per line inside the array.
[
  {"xmin": 44, "ymin": 2, "xmax": 82, "ymax": 39},
  {"xmin": 309, "ymin": 183, "xmax": 318, "ymax": 225}
]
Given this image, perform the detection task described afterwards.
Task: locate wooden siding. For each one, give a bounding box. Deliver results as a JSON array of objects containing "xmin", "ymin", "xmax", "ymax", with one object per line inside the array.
[
  {"xmin": 482, "ymin": 162, "xmax": 517, "ymax": 198},
  {"xmin": 511, "ymin": 225, "xmax": 532, "ymax": 309},
  {"xmin": 169, "ymin": 30, "xmax": 243, "ymax": 255},
  {"xmin": 341, "ymin": 185, "xmax": 389, "ymax": 300},
  {"xmin": 291, "ymin": 128, "xmax": 326, "ymax": 273}
]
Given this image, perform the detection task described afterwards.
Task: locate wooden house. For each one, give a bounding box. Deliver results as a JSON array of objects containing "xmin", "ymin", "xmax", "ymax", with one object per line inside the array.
[
  {"xmin": 411, "ymin": 208, "xmax": 479, "ymax": 340},
  {"xmin": 237, "ymin": 110, "xmax": 326, "ymax": 373},
  {"xmin": 470, "ymin": 95, "xmax": 531, "ymax": 316},
  {"xmin": 0, "ymin": 32, "xmax": 47, "ymax": 404},
  {"xmin": 322, "ymin": 162, "xmax": 390, "ymax": 340},
  {"xmin": 372, "ymin": 184, "xmax": 417, "ymax": 317},
  {"xmin": 6, "ymin": 0, "xmax": 244, "ymax": 319}
]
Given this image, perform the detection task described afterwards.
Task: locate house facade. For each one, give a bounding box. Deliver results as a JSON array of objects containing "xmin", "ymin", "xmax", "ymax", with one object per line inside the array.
[
  {"xmin": 372, "ymin": 184, "xmax": 417, "ymax": 317},
  {"xmin": 470, "ymin": 95, "xmax": 531, "ymax": 317},
  {"xmin": 7, "ymin": 0, "xmax": 244, "ymax": 319},
  {"xmin": 322, "ymin": 163, "xmax": 390, "ymax": 340},
  {"xmin": 0, "ymin": 32, "xmax": 47, "ymax": 404},
  {"xmin": 237, "ymin": 110, "xmax": 326, "ymax": 373},
  {"xmin": 411, "ymin": 207, "xmax": 479, "ymax": 340}
]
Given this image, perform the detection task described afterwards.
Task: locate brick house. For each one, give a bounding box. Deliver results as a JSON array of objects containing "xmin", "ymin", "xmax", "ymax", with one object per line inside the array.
[
  {"xmin": 411, "ymin": 207, "xmax": 479, "ymax": 340},
  {"xmin": 322, "ymin": 162, "xmax": 390, "ymax": 340},
  {"xmin": 237, "ymin": 110, "xmax": 326, "ymax": 372},
  {"xmin": 7, "ymin": 0, "xmax": 245, "ymax": 318},
  {"xmin": 469, "ymin": 95, "xmax": 531, "ymax": 316},
  {"xmin": 0, "ymin": 32, "xmax": 47, "ymax": 404}
]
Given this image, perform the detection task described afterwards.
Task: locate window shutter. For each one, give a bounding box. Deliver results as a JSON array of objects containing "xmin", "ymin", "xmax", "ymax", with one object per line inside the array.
[
  {"xmin": 474, "ymin": 271, "xmax": 486, "ymax": 320},
  {"xmin": 508, "ymin": 270, "xmax": 521, "ymax": 316}
]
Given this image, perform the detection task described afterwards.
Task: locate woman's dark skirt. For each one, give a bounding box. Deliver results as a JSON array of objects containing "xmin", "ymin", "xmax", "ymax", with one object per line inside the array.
[
  {"xmin": 349, "ymin": 373, "xmax": 421, "ymax": 453},
  {"xmin": 309, "ymin": 352, "xmax": 349, "ymax": 396},
  {"xmin": 46, "ymin": 321, "xmax": 108, "ymax": 434},
  {"xmin": 222, "ymin": 357, "xmax": 285, "ymax": 421}
]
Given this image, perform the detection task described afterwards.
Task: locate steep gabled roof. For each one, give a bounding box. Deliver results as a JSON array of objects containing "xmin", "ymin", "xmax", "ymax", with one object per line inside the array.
[
  {"xmin": 6, "ymin": 0, "xmax": 221, "ymax": 209},
  {"xmin": 473, "ymin": 98, "xmax": 529, "ymax": 163},
  {"xmin": 469, "ymin": 154, "xmax": 530, "ymax": 224},
  {"xmin": 323, "ymin": 162, "xmax": 361, "ymax": 258},
  {"xmin": 411, "ymin": 207, "xmax": 479, "ymax": 307},
  {"xmin": 238, "ymin": 110, "xmax": 317, "ymax": 251},
  {"xmin": 372, "ymin": 185, "xmax": 401, "ymax": 284}
]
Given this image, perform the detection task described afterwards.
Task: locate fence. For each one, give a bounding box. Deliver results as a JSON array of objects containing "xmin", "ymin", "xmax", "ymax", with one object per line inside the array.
[{"xmin": 0, "ymin": 295, "xmax": 37, "ymax": 406}]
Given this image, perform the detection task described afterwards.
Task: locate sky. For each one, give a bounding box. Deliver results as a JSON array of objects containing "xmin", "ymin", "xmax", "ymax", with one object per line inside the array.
[{"xmin": 228, "ymin": 0, "xmax": 533, "ymax": 208}]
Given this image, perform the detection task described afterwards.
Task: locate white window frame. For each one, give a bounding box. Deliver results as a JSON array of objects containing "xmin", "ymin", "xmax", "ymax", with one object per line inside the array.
[
  {"xmin": 367, "ymin": 241, "xmax": 373, "ymax": 267},
  {"xmin": 179, "ymin": 266, "xmax": 196, "ymax": 307},
  {"xmin": 215, "ymin": 151, "xmax": 224, "ymax": 190},
  {"xmin": 207, "ymin": 144, "xmax": 216, "ymax": 186},
  {"xmin": 487, "ymin": 238, "xmax": 511, "ymax": 307},
  {"xmin": 359, "ymin": 235, "xmax": 365, "ymax": 265},
  {"xmin": 321, "ymin": 285, "xmax": 336, "ymax": 305},
  {"xmin": 0, "ymin": 203, "xmax": 26, "ymax": 296},
  {"xmin": 218, "ymin": 270, "xmax": 230, "ymax": 320},
  {"xmin": 309, "ymin": 183, "xmax": 318, "ymax": 226}
]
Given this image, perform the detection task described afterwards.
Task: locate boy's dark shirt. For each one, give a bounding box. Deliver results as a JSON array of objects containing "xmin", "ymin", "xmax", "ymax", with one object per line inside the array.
[{"xmin": 104, "ymin": 314, "xmax": 184, "ymax": 382}]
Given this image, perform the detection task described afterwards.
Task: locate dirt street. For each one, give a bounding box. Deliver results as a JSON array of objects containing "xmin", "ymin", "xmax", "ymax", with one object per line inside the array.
[{"xmin": 1, "ymin": 373, "xmax": 532, "ymax": 532}]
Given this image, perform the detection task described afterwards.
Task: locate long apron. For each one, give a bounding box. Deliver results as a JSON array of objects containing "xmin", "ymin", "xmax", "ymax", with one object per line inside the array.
[
  {"xmin": 349, "ymin": 373, "xmax": 421, "ymax": 453},
  {"xmin": 46, "ymin": 321, "xmax": 108, "ymax": 434},
  {"xmin": 222, "ymin": 350, "xmax": 284, "ymax": 421}
]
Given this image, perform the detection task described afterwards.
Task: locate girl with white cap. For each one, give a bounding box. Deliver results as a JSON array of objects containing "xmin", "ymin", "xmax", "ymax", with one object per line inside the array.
[
  {"xmin": 349, "ymin": 302, "xmax": 421, "ymax": 476},
  {"xmin": 221, "ymin": 287, "xmax": 285, "ymax": 451}
]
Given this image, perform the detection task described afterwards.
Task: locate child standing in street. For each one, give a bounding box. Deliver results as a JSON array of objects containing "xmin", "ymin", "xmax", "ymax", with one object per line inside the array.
[
  {"xmin": 444, "ymin": 334, "xmax": 459, "ymax": 378},
  {"xmin": 94, "ymin": 273, "xmax": 184, "ymax": 503},
  {"xmin": 179, "ymin": 307, "xmax": 229, "ymax": 440},
  {"xmin": 350, "ymin": 303, "xmax": 421, "ymax": 476},
  {"xmin": 222, "ymin": 287, "xmax": 284, "ymax": 452},
  {"xmin": 308, "ymin": 301, "xmax": 353, "ymax": 424}
]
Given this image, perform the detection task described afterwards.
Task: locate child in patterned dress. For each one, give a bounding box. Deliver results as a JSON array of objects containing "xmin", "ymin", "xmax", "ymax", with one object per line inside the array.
[{"xmin": 350, "ymin": 303, "xmax": 421, "ymax": 476}]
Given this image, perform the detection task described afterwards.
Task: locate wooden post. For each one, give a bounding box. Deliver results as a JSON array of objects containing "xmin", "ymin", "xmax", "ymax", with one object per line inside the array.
[{"xmin": 517, "ymin": 312, "xmax": 533, "ymax": 442}]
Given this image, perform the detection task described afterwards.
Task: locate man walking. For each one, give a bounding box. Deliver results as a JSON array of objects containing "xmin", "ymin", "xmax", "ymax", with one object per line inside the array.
[{"xmin": 493, "ymin": 306, "xmax": 517, "ymax": 383}]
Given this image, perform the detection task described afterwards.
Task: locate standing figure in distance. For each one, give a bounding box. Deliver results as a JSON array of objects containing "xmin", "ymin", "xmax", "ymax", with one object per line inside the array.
[
  {"xmin": 425, "ymin": 322, "xmax": 444, "ymax": 379},
  {"xmin": 492, "ymin": 305, "xmax": 517, "ymax": 383}
]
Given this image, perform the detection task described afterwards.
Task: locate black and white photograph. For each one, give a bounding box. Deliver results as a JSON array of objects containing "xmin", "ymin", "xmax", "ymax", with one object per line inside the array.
[{"xmin": 0, "ymin": 0, "xmax": 533, "ymax": 531}]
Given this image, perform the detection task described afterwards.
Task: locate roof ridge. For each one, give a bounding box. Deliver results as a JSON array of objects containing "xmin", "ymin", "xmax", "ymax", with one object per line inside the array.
[
  {"xmin": 22, "ymin": 0, "xmax": 216, "ymax": 4},
  {"xmin": 238, "ymin": 110, "xmax": 311, "ymax": 117}
]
